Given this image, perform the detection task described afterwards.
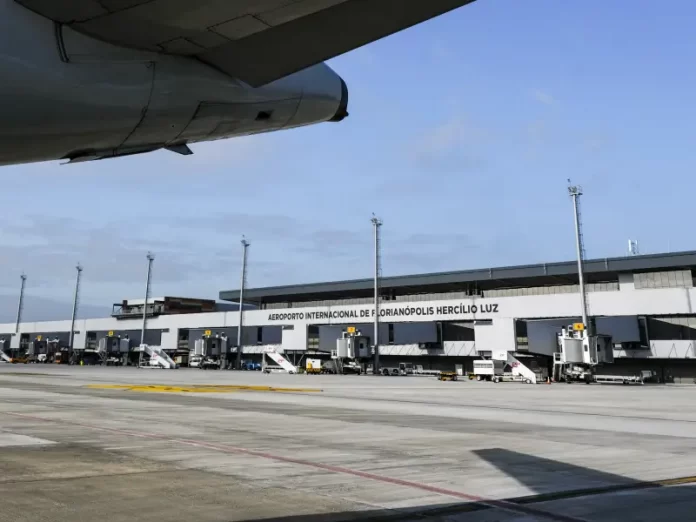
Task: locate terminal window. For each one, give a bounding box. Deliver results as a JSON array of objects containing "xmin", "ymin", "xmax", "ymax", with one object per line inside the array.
[
  {"xmin": 634, "ymin": 270, "xmax": 693, "ymax": 289},
  {"xmin": 647, "ymin": 315, "xmax": 696, "ymax": 340}
]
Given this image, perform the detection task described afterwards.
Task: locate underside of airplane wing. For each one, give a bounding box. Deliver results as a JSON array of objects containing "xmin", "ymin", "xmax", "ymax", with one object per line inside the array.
[{"xmin": 15, "ymin": 0, "xmax": 476, "ymax": 86}]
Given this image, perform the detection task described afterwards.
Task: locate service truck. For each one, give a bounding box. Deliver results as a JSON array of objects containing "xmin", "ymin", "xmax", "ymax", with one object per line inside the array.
[
  {"xmin": 473, "ymin": 359, "xmax": 505, "ymax": 381},
  {"xmin": 305, "ymin": 358, "xmax": 323, "ymax": 374}
]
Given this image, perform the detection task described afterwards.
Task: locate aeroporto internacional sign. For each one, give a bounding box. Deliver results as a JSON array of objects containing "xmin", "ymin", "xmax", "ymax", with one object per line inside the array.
[{"xmin": 267, "ymin": 303, "xmax": 500, "ymax": 322}]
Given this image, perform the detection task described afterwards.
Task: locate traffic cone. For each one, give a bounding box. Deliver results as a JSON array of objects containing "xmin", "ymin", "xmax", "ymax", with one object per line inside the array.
[{"xmin": 546, "ymin": 377, "xmax": 551, "ymax": 384}]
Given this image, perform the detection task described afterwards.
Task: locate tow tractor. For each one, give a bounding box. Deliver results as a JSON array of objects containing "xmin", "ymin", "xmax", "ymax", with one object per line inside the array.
[
  {"xmin": 242, "ymin": 360, "xmax": 262, "ymax": 371},
  {"xmin": 305, "ymin": 358, "xmax": 323, "ymax": 374},
  {"xmin": 438, "ymin": 371, "xmax": 458, "ymax": 381},
  {"xmin": 200, "ymin": 356, "xmax": 221, "ymax": 370}
]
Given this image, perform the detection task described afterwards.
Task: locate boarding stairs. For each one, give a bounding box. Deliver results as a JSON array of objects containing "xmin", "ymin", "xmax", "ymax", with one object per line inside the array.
[
  {"xmin": 264, "ymin": 348, "xmax": 297, "ymax": 373},
  {"xmin": 507, "ymin": 353, "xmax": 538, "ymax": 384},
  {"xmin": 140, "ymin": 344, "xmax": 177, "ymax": 369},
  {"xmin": 96, "ymin": 339, "xmax": 108, "ymax": 365}
]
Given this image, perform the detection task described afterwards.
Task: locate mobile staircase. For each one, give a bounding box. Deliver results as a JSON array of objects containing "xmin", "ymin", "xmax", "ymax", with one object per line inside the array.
[
  {"xmin": 263, "ymin": 348, "xmax": 297, "ymax": 373},
  {"xmin": 139, "ymin": 344, "xmax": 177, "ymax": 369}
]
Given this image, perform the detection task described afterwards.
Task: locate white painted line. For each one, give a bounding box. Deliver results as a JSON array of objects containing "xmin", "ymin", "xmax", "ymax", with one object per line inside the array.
[{"xmin": 0, "ymin": 433, "xmax": 56, "ymax": 447}]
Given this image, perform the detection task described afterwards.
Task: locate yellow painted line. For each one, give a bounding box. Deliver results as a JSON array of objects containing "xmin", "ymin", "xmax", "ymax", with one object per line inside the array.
[
  {"xmin": 654, "ymin": 476, "xmax": 696, "ymax": 487},
  {"xmin": 85, "ymin": 384, "xmax": 322, "ymax": 394}
]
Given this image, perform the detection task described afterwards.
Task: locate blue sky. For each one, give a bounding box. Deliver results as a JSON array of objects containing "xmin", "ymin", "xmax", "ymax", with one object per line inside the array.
[{"xmin": 2, "ymin": 0, "xmax": 696, "ymax": 318}]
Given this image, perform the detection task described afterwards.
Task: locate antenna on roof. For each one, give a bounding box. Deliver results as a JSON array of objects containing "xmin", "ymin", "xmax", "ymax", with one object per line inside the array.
[{"xmin": 627, "ymin": 240, "xmax": 639, "ymax": 256}]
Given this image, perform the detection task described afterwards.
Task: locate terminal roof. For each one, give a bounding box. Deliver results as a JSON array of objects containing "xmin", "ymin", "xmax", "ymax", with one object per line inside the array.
[{"xmin": 219, "ymin": 250, "xmax": 696, "ymax": 304}]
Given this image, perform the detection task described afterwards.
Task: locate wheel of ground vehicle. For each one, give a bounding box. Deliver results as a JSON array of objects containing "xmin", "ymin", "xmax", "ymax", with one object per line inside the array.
[
  {"xmin": 524, "ymin": 378, "xmax": 531, "ymax": 384},
  {"xmin": 493, "ymin": 376, "xmax": 500, "ymax": 383},
  {"xmin": 476, "ymin": 375, "xmax": 482, "ymax": 381}
]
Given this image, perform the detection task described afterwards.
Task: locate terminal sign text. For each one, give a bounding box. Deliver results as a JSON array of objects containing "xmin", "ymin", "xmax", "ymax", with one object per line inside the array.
[{"xmin": 267, "ymin": 303, "xmax": 499, "ymax": 322}]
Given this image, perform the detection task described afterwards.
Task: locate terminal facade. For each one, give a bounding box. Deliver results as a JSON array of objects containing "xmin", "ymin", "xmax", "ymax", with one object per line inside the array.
[{"xmin": 2, "ymin": 251, "xmax": 696, "ymax": 381}]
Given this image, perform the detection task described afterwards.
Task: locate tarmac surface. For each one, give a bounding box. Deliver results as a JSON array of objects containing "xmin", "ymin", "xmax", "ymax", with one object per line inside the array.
[{"xmin": 1, "ymin": 365, "xmax": 695, "ymax": 521}]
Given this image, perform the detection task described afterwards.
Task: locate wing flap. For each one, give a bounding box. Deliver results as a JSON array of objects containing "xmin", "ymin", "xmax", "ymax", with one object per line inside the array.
[
  {"xmin": 200, "ymin": 0, "xmax": 477, "ymax": 86},
  {"xmin": 16, "ymin": 0, "xmax": 476, "ymax": 85}
]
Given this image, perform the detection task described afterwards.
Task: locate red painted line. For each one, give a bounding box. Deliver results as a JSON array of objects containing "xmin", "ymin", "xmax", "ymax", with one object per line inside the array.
[{"xmin": 1, "ymin": 411, "xmax": 585, "ymax": 522}]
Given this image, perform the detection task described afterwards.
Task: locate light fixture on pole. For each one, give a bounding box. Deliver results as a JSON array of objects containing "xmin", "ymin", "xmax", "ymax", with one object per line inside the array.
[
  {"xmin": 371, "ymin": 214, "xmax": 383, "ymax": 373},
  {"xmin": 139, "ymin": 252, "xmax": 154, "ymax": 367},
  {"xmin": 235, "ymin": 237, "xmax": 250, "ymax": 370},
  {"xmin": 15, "ymin": 273, "xmax": 26, "ymax": 335},
  {"xmin": 568, "ymin": 181, "xmax": 589, "ymax": 331},
  {"xmin": 68, "ymin": 263, "xmax": 83, "ymax": 355}
]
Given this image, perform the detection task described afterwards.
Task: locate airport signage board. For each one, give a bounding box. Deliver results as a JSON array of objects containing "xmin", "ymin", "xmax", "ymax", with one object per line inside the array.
[{"xmin": 266, "ymin": 302, "xmax": 500, "ymax": 323}]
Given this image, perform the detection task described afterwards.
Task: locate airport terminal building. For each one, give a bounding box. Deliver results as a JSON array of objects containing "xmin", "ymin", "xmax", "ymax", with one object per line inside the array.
[{"xmin": 3, "ymin": 251, "xmax": 696, "ymax": 380}]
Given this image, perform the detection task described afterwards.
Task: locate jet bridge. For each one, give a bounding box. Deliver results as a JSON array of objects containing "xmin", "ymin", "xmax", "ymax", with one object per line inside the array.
[
  {"xmin": 554, "ymin": 324, "xmax": 615, "ymax": 383},
  {"xmin": 330, "ymin": 328, "xmax": 369, "ymax": 374},
  {"xmin": 99, "ymin": 336, "xmax": 130, "ymax": 353},
  {"xmin": 45, "ymin": 338, "xmax": 61, "ymax": 362},
  {"xmin": 193, "ymin": 332, "xmax": 229, "ymax": 368}
]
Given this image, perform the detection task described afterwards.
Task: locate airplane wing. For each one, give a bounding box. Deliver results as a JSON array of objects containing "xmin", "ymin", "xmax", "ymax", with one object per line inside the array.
[{"xmin": 16, "ymin": 0, "xmax": 476, "ymax": 86}]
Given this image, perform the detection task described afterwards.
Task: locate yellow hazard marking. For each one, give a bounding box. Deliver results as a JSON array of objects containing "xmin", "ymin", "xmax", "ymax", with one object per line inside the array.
[
  {"xmin": 654, "ymin": 476, "xmax": 696, "ymax": 487},
  {"xmin": 85, "ymin": 384, "xmax": 321, "ymax": 394}
]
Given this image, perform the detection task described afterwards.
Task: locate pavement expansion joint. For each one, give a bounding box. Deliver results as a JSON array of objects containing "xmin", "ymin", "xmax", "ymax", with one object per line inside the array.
[{"xmin": 84, "ymin": 384, "xmax": 323, "ymax": 394}]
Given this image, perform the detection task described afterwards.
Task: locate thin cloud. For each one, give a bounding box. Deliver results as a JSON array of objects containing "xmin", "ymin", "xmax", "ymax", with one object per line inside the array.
[
  {"xmin": 431, "ymin": 39, "xmax": 455, "ymax": 62},
  {"xmin": 531, "ymin": 89, "xmax": 559, "ymax": 107},
  {"xmin": 411, "ymin": 118, "xmax": 488, "ymax": 162}
]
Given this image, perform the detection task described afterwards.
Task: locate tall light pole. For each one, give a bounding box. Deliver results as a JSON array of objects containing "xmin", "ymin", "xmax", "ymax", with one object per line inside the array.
[
  {"xmin": 68, "ymin": 263, "xmax": 83, "ymax": 353},
  {"xmin": 568, "ymin": 182, "xmax": 589, "ymax": 331},
  {"xmin": 235, "ymin": 237, "xmax": 250, "ymax": 370},
  {"xmin": 139, "ymin": 252, "xmax": 154, "ymax": 366},
  {"xmin": 371, "ymin": 214, "xmax": 383, "ymax": 373},
  {"xmin": 15, "ymin": 273, "xmax": 26, "ymax": 335}
]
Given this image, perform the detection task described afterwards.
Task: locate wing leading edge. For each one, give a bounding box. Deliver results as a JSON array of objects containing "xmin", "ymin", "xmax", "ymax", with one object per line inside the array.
[{"xmin": 16, "ymin": 0, "xmax": 477, "ymax": 86}]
